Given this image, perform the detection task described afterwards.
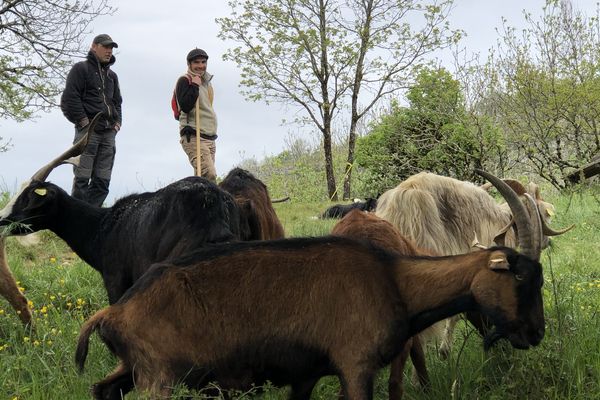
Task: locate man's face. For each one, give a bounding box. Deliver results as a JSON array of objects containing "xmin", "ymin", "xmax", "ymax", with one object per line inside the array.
[
  {"xmin": 189, "ymin": 58, "xmax": 208, "ymax": 75},
  {"xmin": 92, "ymin": 43, "xmax": 114, "ymax": 63}
]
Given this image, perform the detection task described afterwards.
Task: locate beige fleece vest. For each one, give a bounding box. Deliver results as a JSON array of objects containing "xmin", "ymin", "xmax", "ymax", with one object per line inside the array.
[{"xmin": 179, "ymin": 74, "xmax": 217, "ymax": 136}]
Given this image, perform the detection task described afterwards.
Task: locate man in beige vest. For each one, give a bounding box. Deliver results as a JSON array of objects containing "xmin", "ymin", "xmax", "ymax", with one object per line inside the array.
[{"xmin": 174, "ymin": 48, "xmax": 218, "ymax": 182}]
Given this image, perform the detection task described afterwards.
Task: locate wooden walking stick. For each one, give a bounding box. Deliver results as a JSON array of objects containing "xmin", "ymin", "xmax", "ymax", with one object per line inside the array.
[{"xmin": 194, "ymin": 96, "xmax": 201, "ymax": 176}]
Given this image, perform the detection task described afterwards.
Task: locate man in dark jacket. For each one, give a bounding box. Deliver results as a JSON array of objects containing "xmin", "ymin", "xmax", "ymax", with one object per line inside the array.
[{"xmin": 60, "ymin": 33, "xmax": 123, "ymax": 207}]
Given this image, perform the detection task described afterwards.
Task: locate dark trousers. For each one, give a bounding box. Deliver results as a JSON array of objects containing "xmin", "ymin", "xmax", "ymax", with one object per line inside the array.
[{"xmin": 71, "ymin": 127, "xmax": 116, "ymax": 207}]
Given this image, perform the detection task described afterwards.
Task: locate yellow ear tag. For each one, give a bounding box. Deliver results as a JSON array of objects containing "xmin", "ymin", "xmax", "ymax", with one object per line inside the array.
[
  {"xmin": 546, "ymin": 208, "xmax": 555, "ymax": 217},
  {"xmin": 34, "ymin": 188, "xmax": 47, "ymax": 196}
]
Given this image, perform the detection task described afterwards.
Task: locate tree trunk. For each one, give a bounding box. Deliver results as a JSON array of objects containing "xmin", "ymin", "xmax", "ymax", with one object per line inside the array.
[
  {"xmin": 565, "ymin": 157, "xmax": 600, "ymax": 184},
  {"xmin": 343, "ymin": 117, "xmax": 359, "ymax": 200},
  {"xmin": 323, "ymin": 127, "xmax": 338, "ymax": 200}
]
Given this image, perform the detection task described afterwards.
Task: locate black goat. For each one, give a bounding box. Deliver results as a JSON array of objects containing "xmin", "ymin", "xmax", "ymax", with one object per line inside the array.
[
  {"xmin": 320, "ymin": 198, "xmax": 377, "ymax": 219},
  {"xmin": 0, "ymin": 115, "xmax": 248, "ymax": 304},
  {"xmin": 0, "ymin": 177, "xmax": 244, "ymax": 304}
]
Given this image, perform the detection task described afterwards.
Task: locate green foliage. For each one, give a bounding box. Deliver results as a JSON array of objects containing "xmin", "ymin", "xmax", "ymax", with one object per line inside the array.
[
  {"xmin": 355, "ymin": 67, "xmax": 504, "ymax": 195},
  {"xmin": 217, "ymin": 0, "xmax": 462, "ymax": 198},
  {"xmin": 0, "ymin": 0, "xmax": 114, "ymax": 121},
  {"xmin": 487, "ymin": 1, "xmax": 600, "ymax": 188},
  {"xmin": 0, "ymin": 186, "xmax": 598, "ymax": 399},
  {"xmin": 241, "ymin": 149, "xmax": 331, "ymax": 203},
  {"xmin": 238, "ymin": 136, "xmax": 375, "ymax": 201},
  {"xmin": 0, "ymin": 233, "xmax": 110, "ymax": 400}
]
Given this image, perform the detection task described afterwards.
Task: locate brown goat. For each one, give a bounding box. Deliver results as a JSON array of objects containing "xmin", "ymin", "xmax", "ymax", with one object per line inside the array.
[
  {"xmin": 376, "ymin": 170, "xmax": 572, "ymax": 358},
  {"xmin": 219, "ymin": 168, "xmax": 285, "ymax": 240},
  {"xmin": 76, "ymin": 191, "xmax": 544, "ymax": 400},
  {"xmin": 332, "ymin": 209, "xmax": 436, "ymax": 399},
  {"xmin": 0, "ymin": 237, "xmax": 32, "ymax": 325}
]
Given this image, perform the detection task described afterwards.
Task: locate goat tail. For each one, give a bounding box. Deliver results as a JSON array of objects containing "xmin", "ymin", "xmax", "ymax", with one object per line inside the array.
[{"xmin": 75, "ymin": 307, "xmax": 111, "ymax": 373}]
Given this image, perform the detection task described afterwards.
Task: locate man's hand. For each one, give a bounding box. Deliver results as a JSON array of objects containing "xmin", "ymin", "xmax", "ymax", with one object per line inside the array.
[
  {"xmin": 114, "ymin": 122, "xmax": 121, "ymax": 132},
  {"xmin": 78, "ymin": 117, "xmax": 90, "ymax": 129},
  {"xmin": 190, "ymin": 74, "xmax": 202, "ymax": 85}
]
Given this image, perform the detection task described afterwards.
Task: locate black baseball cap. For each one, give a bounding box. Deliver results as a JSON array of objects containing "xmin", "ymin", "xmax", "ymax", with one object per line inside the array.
[
  {"xmin": 187, "ymin": 48, "xmax": 209, "ymax": 62},
  {"xmin": 93, "ymin": 34, "xmax": 118, "ymax": 48}
]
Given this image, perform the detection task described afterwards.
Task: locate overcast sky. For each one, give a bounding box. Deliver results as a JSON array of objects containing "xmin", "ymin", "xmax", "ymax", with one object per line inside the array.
[{"xmin": 0, "ymin": 0, "xmax": 597, "ymax": 204}]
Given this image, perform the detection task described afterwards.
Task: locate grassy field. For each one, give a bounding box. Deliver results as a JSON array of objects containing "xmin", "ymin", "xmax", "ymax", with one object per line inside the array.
[{"xmin": 0, "ymin": 189, "xmax": 599, "ymax": 399}]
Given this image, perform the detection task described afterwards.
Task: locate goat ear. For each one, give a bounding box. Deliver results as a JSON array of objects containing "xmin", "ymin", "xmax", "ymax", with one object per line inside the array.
[
  {"xmin": 488, "ymin": 250, "xmax": 510, "ymax": 271},
  {"xmin": 544, "ymin": 203, "xmax": 555, "ymax": 217},
  {"xmin": 493, "ymin": 232, "xmax": 506, "ymax": 247}
]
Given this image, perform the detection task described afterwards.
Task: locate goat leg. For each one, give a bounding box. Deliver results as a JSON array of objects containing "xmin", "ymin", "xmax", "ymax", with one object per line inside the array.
[
  {"xmin": 409, "ymin": 335, "xmax": 429, "ymax": 389},
  {"xmin": 289, "ymin": 378, "xmax": 319, "ymax": 400},
  {"xmin": 388, "ymin": 338, "xmax": 412, "ymax": 400},
  {"xmin": 91, "ymin": 363, "xmax": 134, "ymax": 400},
  {"xmin": 0, "ymin": 239, "xmax": 32, "ymax": 326}
]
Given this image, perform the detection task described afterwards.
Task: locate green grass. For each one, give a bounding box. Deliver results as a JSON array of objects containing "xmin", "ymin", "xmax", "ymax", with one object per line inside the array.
[{"xmin": 0, "ymin": 190, "xmax": 599, "ymax": 399}]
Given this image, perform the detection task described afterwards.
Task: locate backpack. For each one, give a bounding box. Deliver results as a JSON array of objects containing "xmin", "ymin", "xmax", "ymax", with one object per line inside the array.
[
  {"xmin": 171, "ymin": 75, "xmax": 191, "ymax": 120},
  {"xmin": 171, "ymin": 75, "xmax": 215, "ymax": 121}
]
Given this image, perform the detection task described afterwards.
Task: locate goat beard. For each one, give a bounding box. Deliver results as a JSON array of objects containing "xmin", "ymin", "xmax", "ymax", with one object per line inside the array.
[{"xmin": 483, "ymin": 328, "xmax": 503, "ymax": 351}]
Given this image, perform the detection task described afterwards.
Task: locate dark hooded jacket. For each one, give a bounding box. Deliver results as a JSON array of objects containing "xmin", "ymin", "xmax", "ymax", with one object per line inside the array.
[{"xmin": 60, "ymin": 51, "xmax": 122, "ymax": 130}]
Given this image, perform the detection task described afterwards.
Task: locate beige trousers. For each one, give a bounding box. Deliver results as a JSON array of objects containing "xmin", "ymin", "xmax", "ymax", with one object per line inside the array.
[{"xmin": 179, "ymin": 135, "xmax": 217, "ymax": 182}]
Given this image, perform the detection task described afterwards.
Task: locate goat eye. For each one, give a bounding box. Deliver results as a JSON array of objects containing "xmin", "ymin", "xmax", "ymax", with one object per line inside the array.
[{"xmin": 515, "ymin": 274, "xmax": 524, "ymax": 281}]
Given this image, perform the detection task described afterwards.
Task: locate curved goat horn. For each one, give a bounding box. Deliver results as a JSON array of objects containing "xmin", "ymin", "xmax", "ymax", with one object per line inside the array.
[
  {"xmin": 481, "ymin": 179, "xmax": 526, "ymax": 194},
  {"xmin": 271, "ymin": 196, "xmax": 291, "ymax": 204},
  {"xmin": 30, "ymin": 113, "xmax": 102, "ymax": 182},
  {"xmin": 493, "ymin": 216, "xmax": 514, "ymax": 246},
  {"xmin": 540, "ymin": 216, "xmax": 575, "ymax": 236},
  {"xmin": 523, "ymin": 193, "xmax": 542, "ymax": 258},
  {"xmin": 474, "ymin": 169, "xmax": 541, "ymax": 261}
]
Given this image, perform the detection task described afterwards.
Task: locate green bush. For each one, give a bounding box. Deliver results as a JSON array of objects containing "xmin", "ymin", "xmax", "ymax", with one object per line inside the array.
[{"xmin": 355, "ymin": 68, "xmax": 505, "ymax": 195}]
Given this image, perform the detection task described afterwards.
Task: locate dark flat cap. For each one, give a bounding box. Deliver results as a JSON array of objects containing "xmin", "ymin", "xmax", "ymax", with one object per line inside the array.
[{"xmin": 187, "ymin": 48, "xmax": 209, "ymax": 62}]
